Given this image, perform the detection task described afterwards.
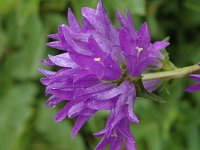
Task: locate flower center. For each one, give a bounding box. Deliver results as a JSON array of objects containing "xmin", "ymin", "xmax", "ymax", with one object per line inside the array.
[{"xmin": 112, "ymin": 64, "xmax": 140, "ymax": 86}]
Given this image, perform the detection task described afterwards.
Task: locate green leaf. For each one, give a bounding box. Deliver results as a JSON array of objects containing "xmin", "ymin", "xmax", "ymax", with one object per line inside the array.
[
  {"xmin": 16, "ymin": 0, "xmax": 40, "ymax": 26},
  {"xmin": 0, "ymin": 28, "xmax": 7, "ymax": 60},
  {"xmin": 43, "ymin": 13, "xmax": 68, "ymax": 33},
  {"xmin": 0, "ymin": 0, "xmax": 20, "ymax": 15},
  {"xmin": 32, "ymin": 102, "xmax": 85, "ymax": 150},
  {"xmin": 184, "ymin": 0, "xmax": 200, "ymax": 13},
  {"xmin": 108, "ymin": 0, "xmax": 146, "ymax": 16},
  {"xmin": 186, "ymin": 125, "xmax": 200, "ymax": 150},
  {"xmin": 70, "ymin": 0, "xmax": 98, "ymax": 21},
  {"xmin": 0, "ymin": 84, "xmax": 37, "ymax": 150},
  {"xmin": 129, "ymin": 0, "xmax": 146, "ymax": 16},
  {"xmin": 3, "ymin": 12, "xmax": 46, "ymax": 80}
]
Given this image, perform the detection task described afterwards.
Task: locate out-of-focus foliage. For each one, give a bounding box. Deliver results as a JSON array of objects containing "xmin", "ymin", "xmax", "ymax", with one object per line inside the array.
[{"xmin": 0, "ymin": 0, "xmax": 200, "ymax": 150}]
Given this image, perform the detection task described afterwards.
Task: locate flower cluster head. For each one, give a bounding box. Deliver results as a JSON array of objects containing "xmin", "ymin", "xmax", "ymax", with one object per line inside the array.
[{"xmin": 40, "ymin": 0, "xmax": 169, "ymax": 149}]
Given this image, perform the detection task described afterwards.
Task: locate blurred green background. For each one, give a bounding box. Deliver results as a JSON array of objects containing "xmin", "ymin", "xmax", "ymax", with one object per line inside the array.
[{"xmin": 0, "ymin": 0, "xmax": 200, "ymax": 150}]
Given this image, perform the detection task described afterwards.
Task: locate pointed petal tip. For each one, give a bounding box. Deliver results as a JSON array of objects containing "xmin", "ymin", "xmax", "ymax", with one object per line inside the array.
[
  {"xmin": 166, "ymin": 42, "xmax": 170, "ymax": 47},
  {"xmin": 98, "ymin": 0, "xmax": 103, "ymax": 6},
  {"xmin": 189, "ymin": 74, "xmax": 200, "ymax": 78},
  {"xmin": 45, "ymin": 102, "xmax": 50, "ymax": 108},
  {"xmin": 47, "ymin": 54, "xmax": 52, "ymax": 57},
  {"xmin": 55, "ymin": 117, "xmax": 63, "ymax": 123},
  {"xmin": 71, "ymin": 132, "xmax": 76, "ymax": 139},
  {"xmin": 164, "ymin": 41, "xmax": 170, "ymax": 48},
  {"xmin": 126, "ymin": 9, "xmax": 132, "ymax": 18},
  {"xmin": 47, "ymin": 41, "xmax": 64, "ymax": 50},
  {"xmin": 159, "ymin": 41, "xmax": 170, "ymax": 49},
  {"xmin": 48, "ymin": 34, "xmax": 59, "ymax": 40},
  {"xmin": 116, "ymin": 9, "xmax": 122, "ymax": 16},
  {"xmin": 97, "ymin": 0, "xmax": 106, "ymax": 13},
  {"xmin": 126, "ymin": 9, "xmax": 131, "ymax": 14},
  {"xmin": 140, "ymin": 22, "xmax": 149, "ymax": 30},
  {"xmin": 46, "ymin": 102, "xmax": 56, "ymax": 108},
  {"xmin": 40, "ymin": 78, "xmax": 44, "ymax": 84},
  {"xmin": 164, "ymin": 41, "xmax": 170, "ymax": 46},
  {"xmin": 185, "ymin": 83, "xmax": 200, "ymax": 93},
  {"xmin": 55, "ymin": 113, "xmax": 66, "ymax": 122},
  {"xmin": 116, "ymin": 8, "xmax": 120, "ymax": 13},
  {"xmin": 38, "ymin": 68, "xmax": 54, "ymax": 76},
  {"xmin": 40, "ymin": 58, "xmax": 45, "ymax": 63},
  {"xmin": 67, "ymin": 8, "xmax": 74, "ymax": 18},
  {"xmin": 47, "ymin": 34, "xmax": 52, "ymax": 38},
  {"xmin": 38, "ymin": 68, "xmax": 43, "ymax": 72},
  {"xmin": 116, "ymin": 10, "xmax": 123, "ymax": 19},
  {"xmin": 151, "ymin": 41, "xmax": 170, "ymax": 51},
  {"xmin": 46, "ymin": 42, "xmax": 51, "ymax": 46},
  {"xmin": 47, "ymin": 42, "xmax": 55, "ymax": 47},
  {"xmin": 138, "ymin": 22, "xmax": 150, "ymax": 42},
  {"xmin": 68, "ymin": 7, "xmax": 72, "ymax": 12},
  {"xmin": 143, "ymin": 21, "xmax": 148, "ymax": 25},
  {"xmin": 94, "ymin": 129, "xmax": 106, "ymax": 137},
  {"xmin": 134, "ymin": 117, "xmax": 139, "ymax": 124}
]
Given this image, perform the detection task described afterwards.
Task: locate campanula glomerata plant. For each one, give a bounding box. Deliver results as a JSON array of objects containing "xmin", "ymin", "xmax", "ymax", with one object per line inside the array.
[{"xmin": 40, "ymin": 1, "xmax": 200, "ymax": 149}]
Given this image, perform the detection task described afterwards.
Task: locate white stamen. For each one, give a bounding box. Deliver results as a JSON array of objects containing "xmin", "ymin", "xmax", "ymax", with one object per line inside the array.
[
  {"xmin": 136, "ymin": 47, "xmax": 143, "ymax": 58},
  {"xmin": 94, "ymin": 57, "xmax": 101, "ymax": 62},
  {"xmin": 111, "ymin": 132, "xmax": 118, "ymax": 138},
  {"xmin": 136, "ymin": 47, "xmax": 143, "ymax": 53}
]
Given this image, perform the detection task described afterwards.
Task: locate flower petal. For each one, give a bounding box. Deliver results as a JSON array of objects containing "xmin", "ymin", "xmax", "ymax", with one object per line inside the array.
[
  {"xmin": 48, "ymin": 53, "xmax": 78, "ymax": 68},
  {"xmin": 68, "ymin": 8, "xmax": 82, "ymax": 31},
  {"xmin": 150, "ymin": 41, "xmax": 170, "ymax": 51},
  {"xmin": 46, "ymin": 95, "xmax": 63, "ymax": 108},
  {"xmin": 189, "ymin": 74, "xmax": 200, "ymax": 82},
  {"xmin": 185, "ymin": 83, "xmax": 200, "ymax": 93},
  {"xmin": 138, "ymin": 22, "xmax": 150, "ymax": 46},
  {"xmin": 72, "ymin": 116, "xmax": 91, "ymax": 138}
]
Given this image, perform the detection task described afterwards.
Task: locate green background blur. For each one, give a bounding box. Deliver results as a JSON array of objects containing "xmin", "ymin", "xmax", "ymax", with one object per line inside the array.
[{"xmin": 0, "ymin": 0, "xmax": 200, "ymax": 150}]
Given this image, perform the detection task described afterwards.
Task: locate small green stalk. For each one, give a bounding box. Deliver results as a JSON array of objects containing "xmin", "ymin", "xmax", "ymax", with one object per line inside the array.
[{"xmin": 142, "ymin": 64, "xmax": 200, "ymax": 81}]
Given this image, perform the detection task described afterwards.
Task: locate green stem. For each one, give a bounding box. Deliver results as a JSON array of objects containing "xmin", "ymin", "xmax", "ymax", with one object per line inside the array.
[{"xmin": 142, "ymin": 64, "xmax": 200, "ymax": 81}]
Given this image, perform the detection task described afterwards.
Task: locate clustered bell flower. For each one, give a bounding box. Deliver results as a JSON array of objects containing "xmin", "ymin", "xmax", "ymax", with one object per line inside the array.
[{"xmin": 40, "ymin": 0, "xmax": 171, "ymax": 149}]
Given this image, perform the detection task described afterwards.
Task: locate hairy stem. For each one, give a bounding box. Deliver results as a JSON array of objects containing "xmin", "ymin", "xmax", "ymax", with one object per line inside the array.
[{"xmin": 142, "ymin": 64, "xmax": 200, "ymax": 81}]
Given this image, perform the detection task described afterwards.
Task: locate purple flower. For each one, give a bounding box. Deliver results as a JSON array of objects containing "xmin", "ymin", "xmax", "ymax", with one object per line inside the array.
[
  {"xmin": 117, "ymin": 11, "xmax": 169, "ymax": 77},
  {"xmin": 40, "ymin": 0, "xmax": 169, "ymax": 149},
  {"xmin": 186, "ymin": 74, "xmax": 200, "ymax": 93}
]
